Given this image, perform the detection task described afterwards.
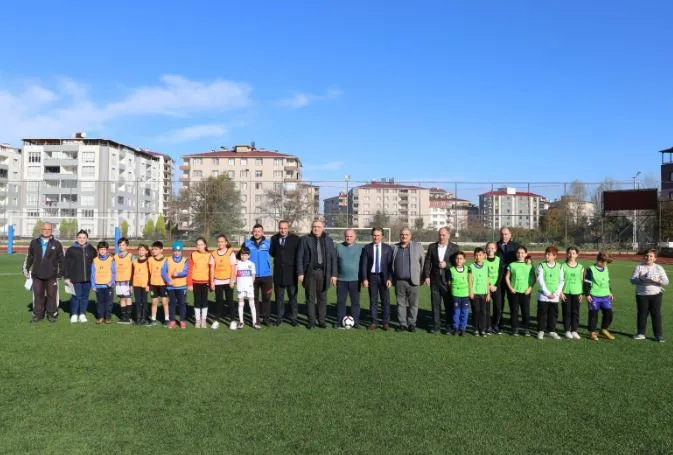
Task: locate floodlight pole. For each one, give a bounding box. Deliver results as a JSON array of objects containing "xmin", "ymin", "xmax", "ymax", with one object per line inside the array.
[
  {"xmin": 345, "ymin": 175, "xmax": 351, "ymax": 227},
  {"xmin": 632, "ymin": 171, "xmax": 641, "ymax": 251}
]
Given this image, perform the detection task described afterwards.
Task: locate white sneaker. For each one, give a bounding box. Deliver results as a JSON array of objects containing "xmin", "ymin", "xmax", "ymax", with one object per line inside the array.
[
  {"xmin": 565, "ymin": 331, "xmax": 573, "ymax": 339},
  {"xmin": 633, "ymin": 334, "xmax": 646, "ymax": 340},
  {"xmin": 549, "ymin": 332, "xmax": 561, "ymax": 340},
  {"xmin": 78, "ymin": 314, "xmax": 88, "ymax": 323},
  {"xmin": 537, "ymin": 331, "xmax": 544, "ymax": 340},
  {"xmin": 70, "ymin": 314, "xmax": 78, "ymax": 323},
  {"xmin": 571, "ymin": 331, "xmax": 581, "ymax": 340},
  {"xmin": 211, "ymin": 321, "xmax": 220, "ymax": 330}
]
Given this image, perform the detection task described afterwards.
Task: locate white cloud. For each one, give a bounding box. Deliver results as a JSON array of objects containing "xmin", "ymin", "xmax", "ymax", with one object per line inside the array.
[
  {"xmin": 276, "ymin": 87, "xmax": 342, "ymax": 109},
  {"xmin": 156, "ymin": 124, "xmax": 228, "ymax": 144},
  {"xmin": 303, "ymin": 160, "xmax": 345, "ymax": 171}
]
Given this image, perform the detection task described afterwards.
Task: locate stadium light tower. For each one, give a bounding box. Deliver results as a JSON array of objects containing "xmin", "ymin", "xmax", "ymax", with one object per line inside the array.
[
  {"xmin": 345, "ymin": 175, "xmax": 351, "ymax": 226},
  {"xmin": 632, "ymin": 171, "xmax": 641, "ymax": 251}
]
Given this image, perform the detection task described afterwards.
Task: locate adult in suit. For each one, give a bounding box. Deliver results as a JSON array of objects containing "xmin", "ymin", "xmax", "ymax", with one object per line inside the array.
[
  {"xmin": 359, "ymin": 227, "xmax": 393, "ymax": 331},
  {"xmin": 269, "ymin": 220, "xmax": 300, "ymax": 326},
  {"xmin": 391, "ymin": 228, "xmax": 425, "ymax": 332},
  {"xmin": 495, "ymin": 227, "xmax": 520, "ymax": 332},
  {"xmin": 423, "ymin": 226, "xmax": 459, "ymax": 334},
  {"xmin": 297, "ymin": 219, "xmax": 337, "ymax": 329}
]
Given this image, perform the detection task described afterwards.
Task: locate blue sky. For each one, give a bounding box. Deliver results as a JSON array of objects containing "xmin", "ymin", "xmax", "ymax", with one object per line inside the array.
[{"xmin": 1, "ymin": 0, "xmax": 671, "ymax": 201}]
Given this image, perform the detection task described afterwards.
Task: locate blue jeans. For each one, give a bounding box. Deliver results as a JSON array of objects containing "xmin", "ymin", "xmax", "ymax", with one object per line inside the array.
[
  {"xmin": 96, "ymin": 287, "xmax": 113, "ymax": 319},
  {"xmin": 70, "ymin": 282, "xmax": 91, "ymax": 315},
  {"xmin": 453, "ymin": 297, "xmax": 470, "ymax": 330}
]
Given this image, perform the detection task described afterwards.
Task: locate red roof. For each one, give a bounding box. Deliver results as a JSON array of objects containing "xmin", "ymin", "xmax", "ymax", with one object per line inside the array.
[
  {"xmin": 358, "ymin": 182, "xmax": 426, "ymax": 190},
  {"xmin": 479, "ymin": 191, "xmax": 544, "ymax": 198},
  {"xmin": 184, "ymin": 150, "xmax": 295, "ymax": 159}
]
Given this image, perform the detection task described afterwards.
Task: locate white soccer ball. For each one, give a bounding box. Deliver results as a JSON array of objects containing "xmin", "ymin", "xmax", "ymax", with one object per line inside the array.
[
  {"xmin": 342, "ymin": 316, "xmax": 355, "ymax": 329},
  {"xmin": 229, "ymin": 320, "xmax": 239, "ymax": 330}
]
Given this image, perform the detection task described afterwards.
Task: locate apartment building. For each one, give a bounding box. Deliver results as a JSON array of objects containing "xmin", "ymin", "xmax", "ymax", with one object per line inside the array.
[
  {"xmin": 180, "ymin": 144, "xmax": 317, "ymax": 232},
  {"xmin": 21, "ymin": 133, "xmax": 167, "ymax": 238},
  {"xmin": 324, "ymin": 192, "xmax": 348, "ymax": 227},
  {"xmin": 0, "ymin": 144, "xmax": 22, "ymax": 235},
  {"xmin": 479, "ymin": 187, "xmax": 547, "ymax": 230},
  {"xmin": 549, "ymin": 196, "xmax": 596, "ymax": 223},
  {"xmin": 145, "ymin": 151, "xmax": 174, "ymax": 218},
  {"xmin": 428, "ymin": 188, "xmax": 473, "ymax": 233},
  {"xmin": 349, "ymin": 179, "xmax": 431, "ymax": 228}
]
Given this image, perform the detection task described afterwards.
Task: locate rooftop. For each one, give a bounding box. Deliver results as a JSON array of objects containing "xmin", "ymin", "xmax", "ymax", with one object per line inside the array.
[
  {"xmin": 479, "ymin": 190, "xmax": 544, "ymax": 198},
  {"xmin": 184, "ymin": 145, "xmax": 297, "ymax": 160}
]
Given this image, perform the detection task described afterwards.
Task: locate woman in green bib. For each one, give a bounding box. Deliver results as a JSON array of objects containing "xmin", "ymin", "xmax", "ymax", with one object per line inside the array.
[
  {"xmin": 560, "ymin": 246, "xmax": 584, "ymax": 340},
  {"xmin": 505, "ymin": 246, "xmax": 535, "ymax": 336}
]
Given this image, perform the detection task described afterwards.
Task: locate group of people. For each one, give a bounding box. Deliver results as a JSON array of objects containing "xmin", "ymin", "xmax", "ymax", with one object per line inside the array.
[{"xmin": 23, "ymin": 222, "xmax": 669, "ymax": 341}]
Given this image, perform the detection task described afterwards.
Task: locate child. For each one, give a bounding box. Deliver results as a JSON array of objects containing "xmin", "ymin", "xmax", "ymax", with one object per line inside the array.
[
  {"xmin": 536, "ymin": 245, "xmax": 563, "ymax": 340},
  {"xmin": 630, "ymin": 249, "xmax": 669, "ymax": 342},
  {"xmin": 115, "ymin": 237, "xmax": 133, "ymax": 324},
  {"xmin": 583, "ymin": 252, "xmax": 615, "ymax": 341},
  {"xmin": 209, "ymin": 234, "xmax": 237, "ymax": 330},
  {"xmin": 468, "ymin": 247, "xmax": 491, "ymax": 337},
  {"xmin": 561, "ymin": 246, "xmax": 584, "ymax": 340},
  {"xmin": 63, "ymin": 229, "xmax": 97, "ymax": 324},
  {"xmin": 132, "ymin": 244, "xmax": 150, "ymax": 325},
  {"xmin": 485, "ymin": 242, "xmax": 503, "ymax": 334},
  {"xmin": 91, "ymin": 241, "xmax": 116, "ymax": 324},
  {"xmin": 188, "ymin": 237, "xmax": 211, "ymax": 328},
  {"xmin": 505, "ymin": 246, "xmax": 535, "ymax": 336},
  {"xmin": 448, "ymin": 251, "xmax": 470, "ymax": 336},
  {"xmin": 147, "ymin": 241, "xmax": 169, "ymax": 327},
  {"xmin": 235, "ymin": 246, "xmax": 260, "ymax": 329},
  {"xmin": 163, "ymin": 241, "xmax": 189, "ymax": 329}
]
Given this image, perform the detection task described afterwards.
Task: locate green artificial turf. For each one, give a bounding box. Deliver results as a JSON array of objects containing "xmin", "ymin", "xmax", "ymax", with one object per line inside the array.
[{"xmin": 1, "ymin": 255, "xmax": 672, "ymax": 454}]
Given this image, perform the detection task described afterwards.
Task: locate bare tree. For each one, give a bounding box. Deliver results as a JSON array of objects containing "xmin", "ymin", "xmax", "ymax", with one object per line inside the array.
[
  {"xmin": 183, "ymin": 175, "xmax": 244, "ymax": 238},
  {"xmin": 260, "ymin": 185, "xmax": 314, "ymax": 230}
]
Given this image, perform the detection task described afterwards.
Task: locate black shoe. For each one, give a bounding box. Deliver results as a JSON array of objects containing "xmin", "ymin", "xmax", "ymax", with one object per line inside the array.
[
  {"xmin": 430, "ymin": 329, "xmax": 439, "ymax": 335},
  {"xmin": 395, "ymin": 326, "xmax": 407, "ymax": 333},
  {"xmin": 353, "ymin": 324, "xmax": 361, "ymax": 329},
  {"xmin": 333, "ymin": 323, "xmax": 342, "ymax": 329},
  {"xmin": 408, "ymin": 325, "xmax": 416, "ymax": 333},
  {"xmin": 307, "ymin": 324, "xmax": 315, "ymax": 330},
  {"xmin": 30, "ymin": 316, "xmax": 41, "ymax": 324},
  {"xmin": 446, "ymin": 330, "xmax": 454, "ymax": 336},
  {"xmin": 318, "ymin": 323, "xmax": 327, "ymax": 329},
  {"xmin": 47, "ymin": 315, "xmax": 57, "ymax": 323},
  {"xmin": 458, "ymin": 330, "xmax": 465, "ymax": 336},
  {"xmin": 290, "ymin": 320, "xmax": 298, "ymax": 327}
]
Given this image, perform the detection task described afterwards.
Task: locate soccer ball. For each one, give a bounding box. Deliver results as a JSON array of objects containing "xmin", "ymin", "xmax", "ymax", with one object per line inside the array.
[
  {"xmin": 342, "ymin": 316, "xmax": 355, "ymax": 329},
  {"xmin": 229, "ymin": 320, "xmax": 239, "ymax": 330}
]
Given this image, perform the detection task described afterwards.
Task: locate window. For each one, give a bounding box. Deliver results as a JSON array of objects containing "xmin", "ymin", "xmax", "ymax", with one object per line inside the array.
[
  {"xmin": 212, "ymin": 171, "xmax": 219, "ymax": 178},
  {"xmin": 255, "ymin": 170, "xmax": 263, "ymax": 178},
  {"xmin": 27, "ymin": 210, "xmax": 39, "ymax": 218},
  {"xmin": 212, "ymin": 158, "xmax": 219, "ymax": 166},
  {"xmin": 26, "ymin": 194, "xmax": 38, "ymax": 205},
  {"xmin": 145, "ymin": 188, "xmax": 151, "ymax": 196},
  {"xmin": 227, "ymin": 170, "xmax": 234, "ymax": 178},
  {"xmin": 255, "ymin": 158, "xmax": 263, "ymax": 166},
  {"xmin": 28, "ymin": 152, "xmax": 41, "ymax": 163},
  {"xmin": 240, "ymin": 170, "xmax": 249, "ymax": 178},
  {"xmin": 274, "ymin": 158, "xmax": 282, "ymax": 166},
  {"xmin": 83, "ymin": 210, "xmax": 94, "ymax": 219},
  {"xmin": 82, "ymin": 166, "xmax": 95, "ymax": 178},
  {"xmin": 82, "ymin": 152, "xmax": 95, "ymax": 164},
  {"xmin": 255, "ymin": 195, "xmax": 263, "ymax": 203},
  {"xmin": 80, "ymin": 181, "xmax": 96, "ymax": 191},
  {"xmin": 192, "ymin": 158, "xmax": 202, "ymax": 165},
  {"xmin": 228, "ymin": 158, "xmax": 235, "ymax": 166},
  {"xmin": 81, "ymin": 195, "xmax": 95, "ymax": 207},
  {"xmin": 27, "ymin": 166, "xmax": 41, "ymax": 178},
  {"xmin": 118, "ymin": 196, "xmax": 125, "ymax": 205},
  {"xmin": 273, "ymin": 170, "xmax": 283, "ymax": 178},
  {"xmin": 193, "ymin": 170, "xmax": 202, "ymax": 178},
  {"xmin": 255, "ymin": 183, "xmax": 263, "ymax": 190},
  {"xmin": 240, "ymin": 158, "xmax": 247, "ymax": 166},
  {"xmin": 240, "ymin": 182, "xmax": 247, "ymax": 190}
]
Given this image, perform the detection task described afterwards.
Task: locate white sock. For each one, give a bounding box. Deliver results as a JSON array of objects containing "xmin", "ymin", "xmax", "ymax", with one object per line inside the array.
[
  {"xmin": 249, "ymin": 299, "xmax": 257, "ymax": 324},
  {"xmin": 238, "ymin": 300, "xmax": 245, "ymax": 323},
  {"xmin": 202, "ymin": 307, "xmax": 208, "ymax": 320},
  {"xmin": 195, "ymin": 309, "xmax": 201, "ymax": 322}
]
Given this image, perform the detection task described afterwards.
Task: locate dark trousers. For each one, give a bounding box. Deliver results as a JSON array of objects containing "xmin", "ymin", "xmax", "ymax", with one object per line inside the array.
[
  {"xmin": 368, "ymin": 273, "xmax": 390, "ymax": 325},
  {"xmin": 430, "ymin": 282, "xmax": 452, "ymax": 331},
  {"xmin": 562, "ymin": 294, "xmax": 581, "ymax": 332},
  {"xmin": 275, "ymin": 283, "xmax": 298, "ymax": 323},
  {"xmin": 254, "ymin": 276, "xmax": 273, "ymax": 321},
  {"xmin": 214, "ymin": 284, "xmax": 235, "ymax": 321},
  {"xmin": 337, "ymin": 280, "xmax": 361, "ymax": 325},
  {"xmin": 32, "ymin": 277, "xmax": 58, "ymax": 320},
  {"xmin": 537, "ymin": 300, "xmax": 558, "ymax": 332},
  {"xmin": 70, "ymin": 281, "xmax": 91, "ymax": 315},
  {"xmin": 169, "ymin": 289, "xmax": 187, "ymax": 321},
  {"xmin": 472, "ymin": 295, "xmax": 489, "ymax": 332},
  {"xmin": 192, "ymin": 283, "xmax": 209, "ymax": 309},
  {"xmin": 510, "ymin": 292, "xmax": 530, "ymax": 332},
  {"xmin": 133, "ymin": 287, "xmax": 148, "ymax": 323},
  {"xmin": 305, "ymin": 268, "xmax": 327, "ymax": 326},
  {"xmin": 490, "ymin": 285, "xmax": 504, "ymax": 330},
  {"xmin": 636, "ymin": 293, "xmax": 663, "ymax": 338},
  {"xmin": 588, "ymin": 309, "xmax": 612, "ymax": 332},
  {"xmin": 96, "ymin": 287, "xmax": 113, "ymax": 319}
]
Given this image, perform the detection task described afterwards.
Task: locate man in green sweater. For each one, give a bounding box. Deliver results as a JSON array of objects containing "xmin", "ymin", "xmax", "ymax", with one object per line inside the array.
[{"xmin": 335, "ymin": 229, "xmax": 363, "ymax": 328}]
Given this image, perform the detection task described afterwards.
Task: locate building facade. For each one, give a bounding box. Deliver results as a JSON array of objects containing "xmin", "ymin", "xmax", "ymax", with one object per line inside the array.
[
  {"xmin": 661, "ymin": 147, "xmax": 673, "ymax": 199},
  {"xmin": 180, "ymin": 145, "xmax": 317, "ymax": 232},
  {"xmin": 348, "ymin": 179, "xmax": 430, "ymax": 228},
  {"xmin": 20, "ymin": 134, "xmax": 166, "ymax": 238},
  {"xmin": 549, "ymin": 196, "xmax": 596, "ymax": 223},
  {"xmin": 324, "ymin": 192, "xmax": 348, "ymax": 227},
  {"xmin": 479, "ymin": 187, "xmax": 547, "ymax": 230},
  {"xmin": 0, "ymin": 144, "xmax": 22, "ymax": 235},
  {"xmin": 428, "ymin": 188, "xmax": 473, "ymax": 233}
]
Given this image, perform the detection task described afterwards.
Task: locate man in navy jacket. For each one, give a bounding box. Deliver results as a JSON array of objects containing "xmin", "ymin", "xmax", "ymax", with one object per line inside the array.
[
  {"xmin": 359, "ymin": 227, "xmax": 393, "ymax": 330},
  {"xmin": 243, "ymin": 224, "xmax": 273, "ymax": 325}
]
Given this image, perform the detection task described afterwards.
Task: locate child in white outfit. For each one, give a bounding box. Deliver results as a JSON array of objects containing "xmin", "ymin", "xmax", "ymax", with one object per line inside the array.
[{"xmin": 235, "ymin": 247, "xmax": 260, "ymax": 329}]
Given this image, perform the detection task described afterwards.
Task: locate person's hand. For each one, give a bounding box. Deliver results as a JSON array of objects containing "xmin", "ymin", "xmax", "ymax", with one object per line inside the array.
[
  {"xmin": 489, "ymin": 285, "xmax": 497, "ymax": 293},
  {"xmin": 210, "ymin": 284, "xmax": 215, "ymax": 292},
  {"xmin": 609, "ymin": 294, "xmax": 614, "ymax": 302},
  {"xmin": 188, "ymin": 285, "xmax": 193, "ymax": 292},
  {"xmin": 579, "ymin": 295, "xmax": 584, "ymax": 303},
  {"xmin": 486, "ymin": 294, "xmax": 491, "ymax": 303},
  {"xmin": 586, "ymin": 295, "xmax": 593, "ymax": 304},
  {"xmin": 560, "ymin": 292, "xmax": 567, "ymax": 302},
  {"xmin": 298, "ymin": 275, "xmax": 304, "ymax": 283},
  {"xmin": 145, "ymin": 287, "xmax": 150, "ymax": 292},
  {"xmin": 331, "ymin": 277, "xmax": 337, "ymax": 286},
  {"xmin": 546, "ymin": 293, "xmax": 555, "ymax": 300},
  {"xmin": 229, "ymin": 282, "xmax": 236, "ymax": 289},
  {"xmin": 363, "ymin": 280, "xmax": 369, "ymax": 288},
  {"xmin": 508, "ymin": 287, "xmax": 516, "ymax": 294},
  {"xmin": 64, "ymin": 279, "xmax": 72, "ymax": 286},
  {"xmin": 439, "ymin": 261, "xmax": 447, "ymax": 269},
  {"xmin": 424, "ymin": 278, "xmax": 430, "ymax": 286},
  {"xmin": 24, "ymin": 271, "xmax": 30, "ymax": 279},
  {"xmin": 167, "ymin": 281, "xmax": 173, "ymax": 287},
  {"xmin": 385, "ymin": 280, "xmax": 392, "ymax": 288},
  {"xmin": 524, "ymin": 288, "xmax": 532, "ymax": 296},
  {"xmin": 469, "ymin": 293, "xmax": 474, "ymax": 300}
]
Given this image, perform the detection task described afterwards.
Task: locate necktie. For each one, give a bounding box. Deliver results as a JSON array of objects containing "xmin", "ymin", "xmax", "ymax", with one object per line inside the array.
[
  {"xmin": 280, "ymin": 237, "xmax": 285, "ymax": 247},
  {"xmin": 375, "ymin": 244, "xmax": 380, "ymax": 273}
]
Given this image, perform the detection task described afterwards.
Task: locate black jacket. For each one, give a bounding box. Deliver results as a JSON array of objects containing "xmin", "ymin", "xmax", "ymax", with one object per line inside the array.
[
  {"xmin": 496, "ymin": 240, "xmax": 520, "ymax": 284},
  {"xmin": 296, "ymin": 233, "xmax": 337, "ymax": 289},
  {"xmin": 23, "ymin": 236, "xmax": 64, "ymax": 280},
  {"xmin": 422, "ymin": 241, "xmax": 459, "ymax": 286},
  {"xmin": 269, "ymin": 233, "xmax": 300, "ymax": 286},
  {"xmin": 64, "ymin": 242, "xmax": 98, "ymax": 283},
  {"xmin": 359, "ymin": 242, "xmax": 394, "ymax": 282}
]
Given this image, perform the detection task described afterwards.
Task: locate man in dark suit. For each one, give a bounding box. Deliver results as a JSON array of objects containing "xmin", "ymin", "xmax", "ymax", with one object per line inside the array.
[
  {"xmin": 297, "ymin": 219, "xmax": 338, "ymax": 329},
  {"xmin": 359, "ymin": 227, "xmax": 393, "ymax": 331},
  {"xmin": 423, "ymin": 226, "xmax": 459, "ymax": 334},
  {"xmin": 270, "ymin": 220, "xmax": 300, "ymax": 326},
  {"xmin": 495, "ymin": 227, "xmax": 520, "ymax": 332}
]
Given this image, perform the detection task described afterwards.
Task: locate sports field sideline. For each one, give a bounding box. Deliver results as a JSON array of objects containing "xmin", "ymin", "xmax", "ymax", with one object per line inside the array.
[{"xmin": 3, "ymin": 254, "xmax": 673, "ymax": 454}]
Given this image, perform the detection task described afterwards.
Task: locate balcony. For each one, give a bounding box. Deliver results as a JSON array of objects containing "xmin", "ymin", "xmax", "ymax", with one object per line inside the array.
[{"xmin": 180, "ymin": 164, "xmax": 190, "ymax": 171}]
